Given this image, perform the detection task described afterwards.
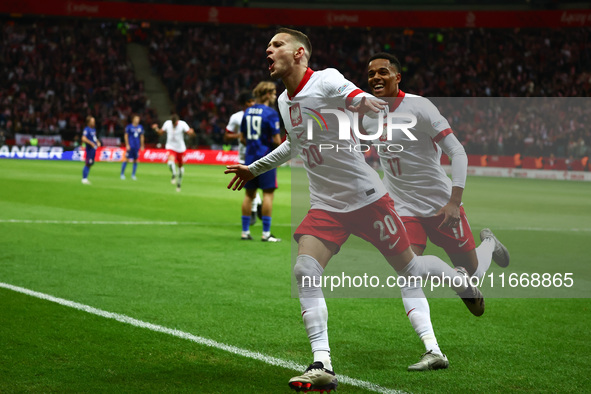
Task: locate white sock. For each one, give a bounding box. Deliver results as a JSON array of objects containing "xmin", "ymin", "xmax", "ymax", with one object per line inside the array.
[
  {"xmin": 294, "ymin": 254, "xmax": 332, "ymax": 371},
  {"xmin": 400, "ymin": 281, "xmax": 442, "ymax": 356},
  {"xmin": 398, "ymin": 255, "xmax": 468, "ymax": 294},
  {"xmin": 313, "ymin": 350, "xmax": 332, "ymax": 370},
  {"xmin": 168, "ymin": 161, "xmax": 177, "ymax": 177},
  {"xmin": 177, "ymin": 166, "xmax": 184, "ymax": 186},
  {"xmin": 252, "ymin": 193, "xmax": 262, "ymax": 212},
  {"xmin": 473, "ymin": 238, "xmax": 495, "ymax": 280}
]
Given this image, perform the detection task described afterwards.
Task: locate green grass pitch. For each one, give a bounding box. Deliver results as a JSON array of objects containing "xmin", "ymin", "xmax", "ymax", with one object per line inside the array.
[{"xmin": 0, "ymin": 159, "xmax": 590, "ymax": 393}]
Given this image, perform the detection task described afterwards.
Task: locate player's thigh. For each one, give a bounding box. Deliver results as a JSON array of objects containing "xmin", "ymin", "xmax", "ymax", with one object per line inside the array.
[
  {"xmin": 126, "ymin": 148, "xmax": 139, "ymax": 162},
  {"xmin": 425, "ymin": 207, "xmax": 476, "ymax": 255},
  {"xmin": 401, "ymin": 216, "xmax": 428, "ymax": 253},
  {"xmin": 176, "ymin": 151, "xmax": 185, "ymax": 166},
  {"xmin": 297, "ymin": 235, "xmax": 338, "ymax": 268},
  {"xmin": 347, "ymin": 194, "xmax": 411, "ymax": 259},
  {"xmin": 244, "ymin": 188, "xmax": 258, "ymax": 199},
  {"xmin": 294, "ymin": 209, "xmax": 350, "ymax": 264},
  {"xmin": 85, "ymin": 149, "xmax": 96, "ymax": 166}
]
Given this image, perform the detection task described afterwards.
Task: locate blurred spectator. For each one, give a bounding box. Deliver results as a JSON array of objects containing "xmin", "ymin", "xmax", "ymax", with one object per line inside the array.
[
  {"xmin": 0, "ymin": 19, "xmax": 155, "ymax": 143},
  {"xmin": 1, "ymin": 19, "xmax": 589, "ymax": 158}
]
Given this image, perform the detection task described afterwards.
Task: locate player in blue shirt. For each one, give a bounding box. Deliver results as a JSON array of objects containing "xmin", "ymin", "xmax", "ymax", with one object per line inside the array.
[
  {"xmin": 240, "ymin": 81, "xmax": 282, "ymax": 242},
  {"xmin": 81, "ymin": 116, "xmax": 101, "ymax": 184},
  {"xmin": 121, "ymin": 115, "xmax": 145, "ymax": 180}
]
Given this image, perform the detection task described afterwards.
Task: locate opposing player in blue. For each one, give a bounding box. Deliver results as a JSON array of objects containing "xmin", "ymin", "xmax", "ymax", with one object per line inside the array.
[
  {"xmin": 121, "ymin": 115, "xmax": 145, "ymax": 180},
  {"xmin": 240, "ymin": 81, "xmax": 282, "ymax": 242},
  {"xmin": 81, "ymin": 116, "xmax": 100, "ymax": 185}
]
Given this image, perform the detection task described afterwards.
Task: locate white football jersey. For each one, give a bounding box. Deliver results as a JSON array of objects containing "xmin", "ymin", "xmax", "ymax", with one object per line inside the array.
[
  {"xmin": 226, "ymin": 110, "xmax": 246, "ymax": 163},
  {"xmin": 163, "ymin": 119, "xmax": 190, "ymax": 153},
  {"xmin": 362, "ymin": 91, "xmax": 453, "ymax": 217},
  {"xmin": 278, "ymin": 68, "xmax": 387, "ymax": 212}
]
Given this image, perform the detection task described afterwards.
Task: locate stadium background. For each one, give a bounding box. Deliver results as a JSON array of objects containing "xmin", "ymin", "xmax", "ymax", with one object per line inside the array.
[{"xmin": 1, "ymin": 0, "xmax": 590, "ymax": 393}]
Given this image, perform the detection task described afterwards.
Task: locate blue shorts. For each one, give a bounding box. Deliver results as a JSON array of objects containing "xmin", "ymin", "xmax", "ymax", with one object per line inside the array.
[
  {"xmin": 245, "ymin": 168, "xmax": 277, "ymax": 190},
  {"xmin": 85, "ymin": 148, "xmax": 96, "ymax": 166},
  {"xmin": 126, "ymin": 148, "xmax": 139, "ymax": 160}
]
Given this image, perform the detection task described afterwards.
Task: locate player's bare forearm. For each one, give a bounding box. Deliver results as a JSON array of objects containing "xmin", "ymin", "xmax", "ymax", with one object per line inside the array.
[
  {"xmin": 224, "ymin": 132, "xmax": 239, "ymax": 142},
  {"xmin": 449, "ymin": 186, "xmax": 463, "ymax": 207},
  {"xmin": 437, "ymin": 187, "xmax": 464, "ymax": 229},
  {"xmin": 224, "ymin": 164, "xmax": 254, "ymax": 191}
]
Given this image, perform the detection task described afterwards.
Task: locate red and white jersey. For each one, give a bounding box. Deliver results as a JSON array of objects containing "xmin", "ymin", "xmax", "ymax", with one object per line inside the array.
[
  {"xmin": 163, "ymin": 119, "xmax": 190, "ymax": 153},
  {"xmin": 226, "ymin": 110, "xmax": 246, "ymax": 163},
  {"xmin": 363, "ymin": 91, "xmax": 454, "ymax": 217},
  {"xmin": 278, "ymin": 68, "xmax": 387, "ymax": 212}
]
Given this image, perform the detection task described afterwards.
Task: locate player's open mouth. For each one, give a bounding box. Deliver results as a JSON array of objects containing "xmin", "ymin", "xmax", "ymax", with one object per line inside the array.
[
  {"xmin": 372, "ymin": 83, "xmax": 384, "ymax": 93},
  {"xmin": 267, "ymin": 57, "xmax": 275, "ymax": 70}
]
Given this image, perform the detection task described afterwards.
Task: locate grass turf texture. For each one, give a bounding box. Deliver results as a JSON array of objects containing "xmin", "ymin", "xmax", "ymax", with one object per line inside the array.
[{"xmin": 1, "ymin": 159, "xmax": 590, "ymax": 393}]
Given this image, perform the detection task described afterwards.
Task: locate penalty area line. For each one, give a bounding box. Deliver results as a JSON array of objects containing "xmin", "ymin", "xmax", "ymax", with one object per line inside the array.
[{"xmin": 0, "ymin": 282, "xmax": 404, "ymax": 394}]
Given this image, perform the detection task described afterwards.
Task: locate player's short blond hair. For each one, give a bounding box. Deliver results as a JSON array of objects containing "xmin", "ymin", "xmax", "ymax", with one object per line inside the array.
[
  {"xmin": 276, "ymin": 27, "xmax": 312, "ymax": 60},
  {"xmin": 253, "ymin": 81, "xmax": 276, "ymax": 100}
]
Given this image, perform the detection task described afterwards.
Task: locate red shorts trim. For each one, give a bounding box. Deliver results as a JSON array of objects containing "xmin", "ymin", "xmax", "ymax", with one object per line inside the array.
[
  {"xmin": 167, "ymin": 150, "xmax": 185, "ymax": 166},
  {"xmin": 401, "ymin": 206, "xmax": 475, "ymax": 254},
  {"xmin": 294, "ymin": 194, "xmax": 410, "ymax": 256}
]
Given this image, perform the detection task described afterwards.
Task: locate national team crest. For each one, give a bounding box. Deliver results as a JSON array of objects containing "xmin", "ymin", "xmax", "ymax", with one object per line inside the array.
[{"xmin": 290, "ymin": 103, "xmax": 302, "ymax": 127}]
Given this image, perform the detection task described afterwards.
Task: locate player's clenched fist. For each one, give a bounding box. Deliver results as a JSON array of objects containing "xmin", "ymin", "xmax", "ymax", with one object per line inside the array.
[{"xmin": 225, "ymin": 164, "xmax": 254, "ymax": 191}]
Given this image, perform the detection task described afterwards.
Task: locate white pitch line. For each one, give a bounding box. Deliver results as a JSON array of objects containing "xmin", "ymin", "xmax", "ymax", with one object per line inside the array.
[
  {"xmin": 2, "ymin": 219, "xmax": 590, "ymax": 232},
  {"xmin": 0, "ymin": 282, "xmax": 404, "ymax": 394},
  {"xmin": 0, "ymin": 219, "xmax": 292, "ymax": 227}
]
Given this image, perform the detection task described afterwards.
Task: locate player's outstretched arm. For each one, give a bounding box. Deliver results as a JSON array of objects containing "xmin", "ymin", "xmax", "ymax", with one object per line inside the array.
[
  {"xmin": 225, "ymin": 164, "xmax": 254, "ymax": 191},
  {"xmin": 347, "ymin": 96, "xmax": 387, "ymax": 115}
]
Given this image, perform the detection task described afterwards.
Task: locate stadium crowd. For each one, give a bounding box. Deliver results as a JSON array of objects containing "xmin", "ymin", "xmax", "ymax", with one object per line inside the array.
[
  {"xmin": 0, "ymin": 19, "xmax": 589, "ymax": 159},
  {"xmin": 147, "ymin": 24, "xmax": 590, "ymax": 158},
  {"xmin": 0, "ymin": 20, "xmax": 156, "ymax": 143}
]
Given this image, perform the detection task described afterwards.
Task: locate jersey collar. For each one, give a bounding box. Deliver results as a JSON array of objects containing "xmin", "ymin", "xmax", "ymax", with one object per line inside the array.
[
  {"xmin": 287, "ymin": 67, "xmax": 314, "ymax": 100},
  {"xmin": 389, "ymin": 89, "xmax": 406, "ymax": 112}
]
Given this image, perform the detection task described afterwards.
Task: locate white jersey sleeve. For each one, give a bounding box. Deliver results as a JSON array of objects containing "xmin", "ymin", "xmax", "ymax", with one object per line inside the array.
[
  {"xmin": 248, "ymin": 135, "xmax": 292, "ymax": 177},
  {"xmin": 226, "ymin": 111, "xmax": 243, "ymax": 133},
  {"xmin": 438, "ymin": 133, "xmax": 467, "ymax": 189}
]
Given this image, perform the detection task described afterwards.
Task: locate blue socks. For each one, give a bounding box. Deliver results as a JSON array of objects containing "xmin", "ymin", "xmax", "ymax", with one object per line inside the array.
[
  {"xmin": 242, "ymin": 215, "xmax": 251, "ymax": 233},
  {"xmin": 121, "ymin": 162, "xmax": 127, "ymax": 175},
  {"xmin": 262, "ymin": 216, "xmax": 272, "ymax": 233},
  {"xmin": 82, "ymin": 166, "xmax": 90, "ymax": 179},
  {"xmin": 132, "ymin": 162, "xmax": 138, "ymax": 176}
]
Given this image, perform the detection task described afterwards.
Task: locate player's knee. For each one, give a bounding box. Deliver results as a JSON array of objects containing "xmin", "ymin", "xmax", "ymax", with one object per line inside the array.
[{"xmin": 294, "ymin": 254, "xmax": 323, "ymax": 283}]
